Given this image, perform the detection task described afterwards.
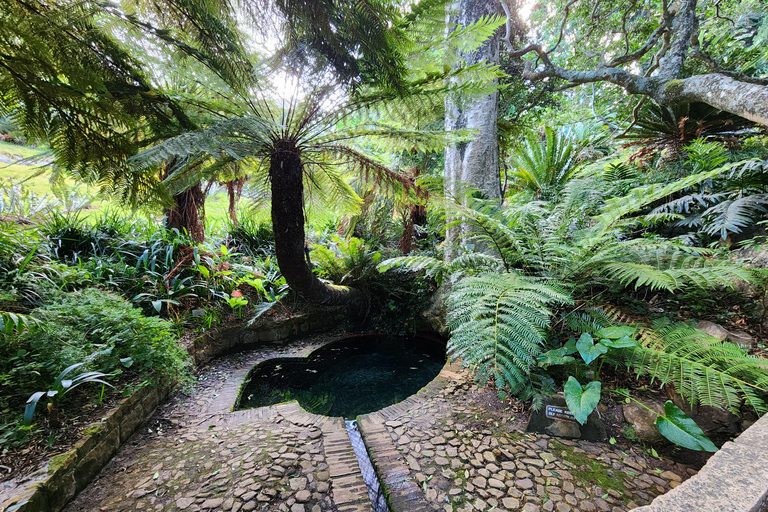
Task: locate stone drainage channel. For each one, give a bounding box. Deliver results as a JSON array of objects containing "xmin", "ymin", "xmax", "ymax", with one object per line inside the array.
[{"xmin": 345, "ymin": 420, "xmax": 391, "ymax": 512}]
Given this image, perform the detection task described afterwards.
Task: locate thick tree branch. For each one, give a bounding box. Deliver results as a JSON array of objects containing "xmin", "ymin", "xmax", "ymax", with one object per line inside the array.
[{"xmin": 502, "ymin": 0, "xmax": 768, "ymax": 126}]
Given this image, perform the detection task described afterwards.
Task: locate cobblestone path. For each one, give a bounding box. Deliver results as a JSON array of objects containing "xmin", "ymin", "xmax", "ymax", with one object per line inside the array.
[
  {"xmin": 63, "ymin": 333, "xmax": 693, "ymax": 512},
  {"xmin": 359, "ymin": 365, "xmax": 694, "ymax": 512},
  {"xmin": 64, "ymin": 332, "xmax": 370, "ymax": 512}
]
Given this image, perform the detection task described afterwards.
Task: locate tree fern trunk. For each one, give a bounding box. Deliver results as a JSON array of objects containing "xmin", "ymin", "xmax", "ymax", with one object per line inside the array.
[
  {"xmin": 444, "ymin": 0, "xmax": 502, "ymax": 261},
  {"xmin": 165, "ymin": 184, "xmax": 206, "ymax": 243},
  {"xmin": 270, "ymin": 140, "xmax": 363, "ymax": 307}
]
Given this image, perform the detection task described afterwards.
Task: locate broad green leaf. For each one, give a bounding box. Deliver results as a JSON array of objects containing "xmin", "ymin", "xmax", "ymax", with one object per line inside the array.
[
  {"xmin": 654, "ymin": 401, "xmax": 718, "ymax": 452},
  {"xmin": 599, "ymin": 336, "xmax": 638, "ymax": 349},
  {"xmin": 563, "ymin": 377, "xmax": 601, "ymax": 425},
  {"xmin": 24, "ymin": 391, "xmax": 46, "ymax": 424},
  {"xmin": 596, "ymin": 326, "xmax": 636, "ymax": 339},
  {"xmin": 576, "ymin": 333, "xmax": 608, "ymax": 364},
  {"xmin": 563, "ymin": 337, "xmax": 578, "ymax": 355},
  {"xmin": 538, "ymin": 347, "xmax": 576, "ymax": 367}
]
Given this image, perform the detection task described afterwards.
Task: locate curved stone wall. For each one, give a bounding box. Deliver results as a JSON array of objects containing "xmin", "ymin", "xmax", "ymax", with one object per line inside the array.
[{"xmin": 635, "ymin": 413, "xmax": 768, "ymax": 512}]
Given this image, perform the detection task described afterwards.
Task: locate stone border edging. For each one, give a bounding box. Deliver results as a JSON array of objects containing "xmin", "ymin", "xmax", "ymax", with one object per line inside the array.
[
  {"xmin": 357, "ymin": 363, "xmax": 463, "ymax": 512},
  {"xmin": 1, "ymin": 381, "xmax": 173, "ymax": 512},
  {"xmin": 188, "ymin": 307, "xmax": 346, "ymax": 366},
  {"xmin": 634, "ymin": 413, "xmax": 768, "ymax": 512}
]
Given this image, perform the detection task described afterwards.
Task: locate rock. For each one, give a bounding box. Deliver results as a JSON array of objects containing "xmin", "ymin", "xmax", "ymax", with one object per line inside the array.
[
  {"xmin": 623, "ymin": 400, "xmax": 666, "ymax": 445},
  {"xmin": 201, "ymin": 498, "xmax": 224, "ymax": 509},
  {"xmin": 418, "ymin": 288, "xmax": 449, "ymax": 336},
  {"xmin": 175, "ymin": 498, "xmax": 195, "ymax": 509},
  {"xmin": 294, "ymin": 490, "xmax": 311, "ymax": 502},
  {"xmin": 482, "ymin": 451, "xmax": 496, "ymax": 463},
  {"xmin": 695, "ymin": 320, "xmax": 728, "ymax": 341},
  {"xmin": 502, "ymin": 498, "xmax": 520, "ymax": 509},
  {"xmin": 546, "ymin": 420, "xmax": 582, "ymax": 439},
  {"xmin": 289, "ymin": 477, "xmax": 307, "ymax": 491},
  {"xmin": 671, "ymin": 394, "xmax": 740, "ymax": 443},
  {"xmin": 515, "ymin": 478, "xmax": 534, "ymax": 489},
  {"xmin": 726, "ymin": 330, "xmax": 756, "ymax": 349},
  {"xmin": 526, "ymin": 394, "xmax": 606, "ymax": 441}
]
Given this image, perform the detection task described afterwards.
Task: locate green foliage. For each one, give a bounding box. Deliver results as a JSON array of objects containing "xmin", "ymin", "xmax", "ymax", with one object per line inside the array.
[
  {"xmin": 446, "ymin": 273, "xmax": 571, "ymax": 395},
  {"xmin": 508, "ymin": 127, "xmax": 580, "ymax": 200},
  {"xmin": 651, "ymin": 142, "xmax": 768, "ymax": 241},
  {"xmin": 312, "ymin": 237, "xmax": 381, "ymax": 287},
  {"xmin": 226, "ymin": 217, "xmax": 275, "ymax": 257},
  {"xmin": 655, "ymin": 401, "xmax": 718, "ymax": 452},
  {"xmin": 611, "ymin": 320, "xmax": 768, "ymax": 415},
  {"xmin": 0, "ymin": 289, "xmax": 191, "ymax": 402},
  {"xmin": 24, "ymin": 362, "xmax": 112, "ymax": 424},
  {"xmin": 619, "ymin": 103, "xmax": 757, "ymax": 158},
  {"xmin": 0, "ymin": 311, "xmax": 39, "ymax": 335},
  {"xmin": 563, "ymin": 377, "xmax": 601, "ymax": 425},
  {"xmin": 378, "ymin": 252, "xmax": 502, "ymax": 287}
]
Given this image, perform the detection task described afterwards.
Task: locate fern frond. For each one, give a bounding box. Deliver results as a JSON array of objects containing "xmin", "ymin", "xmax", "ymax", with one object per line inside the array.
[
  {"xmin": 701, "ymin": 194, "xmax": 768, "ymax": 239},
  {"xmin": 447, "ymin": 273, "xmax": 572, "ymax": 394},
  {"xmin": 378, "ymin": 255, "xmax": 448, "ymax": 285},
  {"xmin": 611, "ymin": 321, "xmax": 768, "ymax": 415}
]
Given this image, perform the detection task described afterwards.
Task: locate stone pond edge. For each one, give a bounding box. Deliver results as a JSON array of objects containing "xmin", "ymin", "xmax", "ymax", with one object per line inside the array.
[{"xmin": 634, "ymin": 412, "xmax": 768, "ymax": 512}]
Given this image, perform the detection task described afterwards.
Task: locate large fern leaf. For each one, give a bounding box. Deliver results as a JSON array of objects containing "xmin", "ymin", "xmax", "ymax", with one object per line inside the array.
[
  {"xmin": 610, "ymin": 321, "xmax": 768, "ymax": 415},
  {"xmin": 447, "ymin": 273, "xmax": 572, "ymax": 393}
]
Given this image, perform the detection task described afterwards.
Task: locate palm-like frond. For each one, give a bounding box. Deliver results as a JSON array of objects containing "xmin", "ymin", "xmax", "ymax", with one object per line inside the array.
[
  {"xmin": 508, "ymin": 127, "xmax": 579, "ymax": 199},
  {"xmin": 447, "ymin": 273, "xmax": 572, "ymax": 393},
  {"xmin": 700, "ymin": 194, "xmax": 768, "ymax": 239},
  {"xmin": 610, "ymin": 321, "xmax": 768, "ymax": 415},
  {"xmin": 378, "ymin": 252, "xmax": 503, "ymax": 286}
]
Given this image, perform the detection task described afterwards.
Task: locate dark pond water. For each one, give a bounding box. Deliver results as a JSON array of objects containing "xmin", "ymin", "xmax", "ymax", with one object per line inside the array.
[{"xmin": 237, "ymin": 335, "xmax": 446, "ymax": 418}]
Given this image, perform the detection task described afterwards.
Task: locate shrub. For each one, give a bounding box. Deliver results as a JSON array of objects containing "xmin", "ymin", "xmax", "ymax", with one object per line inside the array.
[{"xmin": 0, "ymin": 288, "xmax": 192, "ymax": 414}]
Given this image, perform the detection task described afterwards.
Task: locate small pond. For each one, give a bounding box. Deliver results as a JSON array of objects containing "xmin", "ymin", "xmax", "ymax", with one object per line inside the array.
[{"xmin": 237, "ymin": 334, "xmax": 446, "ymax": 418}]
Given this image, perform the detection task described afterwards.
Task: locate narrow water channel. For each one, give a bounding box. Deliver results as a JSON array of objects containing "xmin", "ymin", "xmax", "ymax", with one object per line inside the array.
[{"xmin": 345, "ymin": 420, "xmax": 390, "ymax": 512}]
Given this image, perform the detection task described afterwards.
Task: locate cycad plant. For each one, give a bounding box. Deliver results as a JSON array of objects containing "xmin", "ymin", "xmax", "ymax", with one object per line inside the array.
[
  {"xmin": 507, "ymin": 127, "xmax": 580, "ymax": 200},
  {"xmin": 651, "ymin": 140, "xmax": 768, "ymax": 242},
  {"xmin": 619, "ymin": 102, "xmax": 757, "ymax": 161}
]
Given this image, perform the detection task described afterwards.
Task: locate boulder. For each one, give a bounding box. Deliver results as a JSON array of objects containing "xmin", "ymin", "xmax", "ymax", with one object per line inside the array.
[
  {"xmin": 695, "ymin": 320, "xmax": 728, "ymax": 341},
  {"xmin": 418, "ymin": 288, "xmax": 449, "ymax": 336},
  {"xmin": 526, "ymin": 394, "xmax": 606, "ymax": 442},
  {"xmin": 726, "ymin": 330, "xmax": 756, "ymax": 349},
  {"xmin": 623, "ymin": 399, "xmax": 667, "ymax": 445},
  {"xmin": 671, "ymin": 395, "xmax": 740, "ymax": 444}
]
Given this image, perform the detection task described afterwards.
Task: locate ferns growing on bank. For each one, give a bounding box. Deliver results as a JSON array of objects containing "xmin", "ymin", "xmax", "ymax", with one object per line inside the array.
[
  {"xmin": 381, "ymin": 156, "xmax": 767, "ymax": 406},
  {"xmin": 610, "ymin": 320, "xmax": 768, "ymax": 415}
]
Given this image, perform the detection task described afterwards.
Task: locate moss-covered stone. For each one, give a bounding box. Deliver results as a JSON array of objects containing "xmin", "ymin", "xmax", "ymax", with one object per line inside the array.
[
  {"xmin": 551, "ymin": 441, "xmax": 628, "ymax": 499},
  {"xmin": 47, "ymin": 450, "xmax": 77, "ymax": 474}
]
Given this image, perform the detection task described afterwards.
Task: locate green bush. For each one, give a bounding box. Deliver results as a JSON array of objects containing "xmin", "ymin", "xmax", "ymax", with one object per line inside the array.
[{"xmin": 0, "ymin": 288, "xmax": 192, "ymax": 415}]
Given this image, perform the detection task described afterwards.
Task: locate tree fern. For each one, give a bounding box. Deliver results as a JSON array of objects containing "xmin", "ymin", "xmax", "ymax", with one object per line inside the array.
[
  {"xmin": 609, "ymin": 320, "xmax": 768, "ymax": 415},
  {"xmin": 447, "ymin": 273, "xmax": 572, "ymax": 394}
]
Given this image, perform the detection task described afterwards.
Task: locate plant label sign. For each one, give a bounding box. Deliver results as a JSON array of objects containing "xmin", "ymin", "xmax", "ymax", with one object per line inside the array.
[{"xmin": 545, "ymin": 405, "xmax": 577, "ymax": 422}]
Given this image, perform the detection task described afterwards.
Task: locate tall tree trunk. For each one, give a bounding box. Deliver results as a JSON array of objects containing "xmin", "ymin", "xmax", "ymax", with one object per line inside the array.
[
  {"xmin": 444, "ymin": 0, "xmax": 502, "ymax": 261},
  {"xmin": 165, "ymin": 185, "xmax": 206, "ymax": 243},
  {"xmin": 226, "ymin": 176, "xmax": 246, "ymax": 226},
  {"xmin": 270, "ymin": 140, "xmax": 363, "ymax": 307}
]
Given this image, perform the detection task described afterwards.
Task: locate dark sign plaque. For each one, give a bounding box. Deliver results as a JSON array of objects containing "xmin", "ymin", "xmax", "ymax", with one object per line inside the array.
[{"xmin": 545, "ymin": 405, "xmax": 577, "ymax": 422}]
